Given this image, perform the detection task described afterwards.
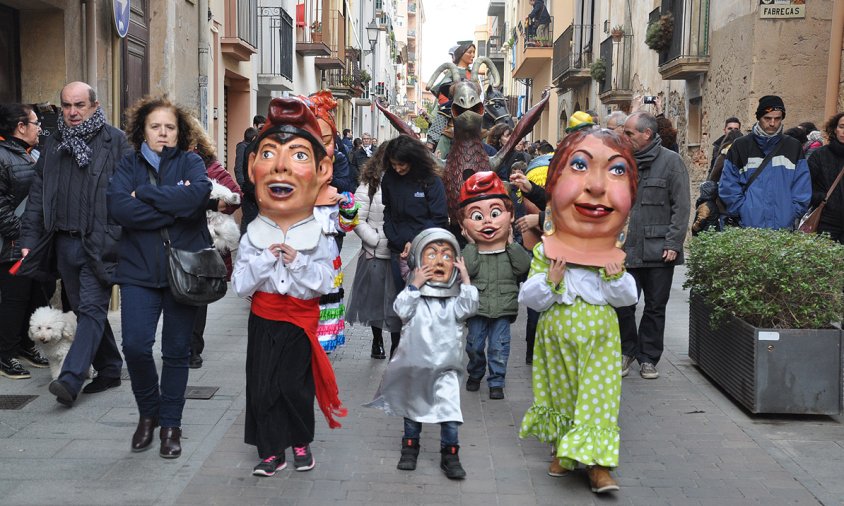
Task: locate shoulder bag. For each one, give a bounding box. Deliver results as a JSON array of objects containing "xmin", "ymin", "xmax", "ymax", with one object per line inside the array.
[
  {"xmin": 798, "ymin": 164, "xmax": 844, "ymax": 234},
  {"xmin": 147, "ymin": 168, "xmax": 227, "ymax": 306},
  {"xmin": 718, "ymin": 139, "xmax": 784, "ymax": 227}
]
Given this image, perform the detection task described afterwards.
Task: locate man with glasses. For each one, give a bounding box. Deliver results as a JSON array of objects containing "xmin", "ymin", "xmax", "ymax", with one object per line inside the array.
[{"xmin": 19, "ymin": 81, "xmax": 130, "ymax": 406}]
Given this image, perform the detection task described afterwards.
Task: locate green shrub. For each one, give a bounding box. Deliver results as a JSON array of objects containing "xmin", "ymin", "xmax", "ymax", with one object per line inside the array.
[
  {"xmin": 684, "ymin": 228, "xmax": 844, "ymax": 329},
  {"xmin": 645, "ymin": 13, "xmax": 674, "ymax": 53},
  {"xmin": 590, "ymin": 58, "xmax": 607, "ymax": 82}
]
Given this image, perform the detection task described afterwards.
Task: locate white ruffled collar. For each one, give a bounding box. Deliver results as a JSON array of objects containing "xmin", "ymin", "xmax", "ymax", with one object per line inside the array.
[{"xmin": 246, "ymin": 214, "xmax": 322, "ymax": 251}]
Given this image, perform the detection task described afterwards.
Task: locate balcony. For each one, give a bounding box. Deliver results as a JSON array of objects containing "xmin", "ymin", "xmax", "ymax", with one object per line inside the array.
[
  {"xmin": 487, "ymin": 0, "xmax": 505, "ymax": 17},
  {"xmin": 657, "ymin": 0, "xmax": 710, "ymax": 80},
  {"xmin": 408, "ymin": 30, "xmax": 416, "ymax": 39},
  {"xmin": 257, "ymin": 5, "xmax": 293, "ymax": 90},
  {"xmin": 406, "ymin": 75, "xmax": 417, "ymax": 87},
  {"xmin": 408, "ymin": 2, "xmax": 416, "ymax": 15},
  {"xmin": 221, "ymin": 0, "xmax": 258, "ymax": 61},
  {"xmin": 326, "ymin": 49, "xmax": 363, "ymax": 99},
  {"xmin": 552, "ymin": 24, "xmax": 594, "ymax": 90},
  {"xmin": 512, "ymin": 17, "xmax": 554, "ymax": 79},
  {"xmin": 314, "ymin": 9, "xmax": 345, "ymax": 70},
  {"xmin": 598, "ymin": 35, "xmax": 633, "ymax": 105}
]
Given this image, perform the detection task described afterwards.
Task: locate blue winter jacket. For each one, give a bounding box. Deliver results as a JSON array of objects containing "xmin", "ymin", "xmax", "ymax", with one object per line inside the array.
[
  {"xmin": 718, "ymin": 132, "xmax": 810, "ymax": 229},
  {"xmin": 107, "ymin": 147, "xmax": 212, "ymax": 287}
]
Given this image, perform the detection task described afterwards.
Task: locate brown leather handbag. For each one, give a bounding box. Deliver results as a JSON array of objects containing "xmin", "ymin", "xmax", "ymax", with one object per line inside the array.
[{"xmin": 798, "ymin": 165, "xmax": 844, "ymax": 233}]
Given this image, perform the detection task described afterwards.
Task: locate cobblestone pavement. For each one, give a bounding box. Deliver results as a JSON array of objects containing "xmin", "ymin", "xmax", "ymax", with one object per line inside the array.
[{"xmin": 0, "ymin": 234, "xmax": 841, "ymax": 505}]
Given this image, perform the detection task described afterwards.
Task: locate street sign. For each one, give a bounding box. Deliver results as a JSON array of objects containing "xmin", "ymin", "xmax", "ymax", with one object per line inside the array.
[
  {"xmin": 759, "ymin": 0, "xmax": 806, "ymax": 19},
  {"xmin": 113, "ymin": 0, "xmax": 131, "ymax": 38}
]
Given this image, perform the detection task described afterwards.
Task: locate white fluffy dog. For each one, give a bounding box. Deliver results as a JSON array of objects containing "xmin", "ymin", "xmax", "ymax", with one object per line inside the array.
[
  {"xmin": 207, "ymin": 179, "xmax": 241, "ymax": 254},
  {"xmin": 28, "ymin": 306, "xmax": 79, "ymax": 380}
]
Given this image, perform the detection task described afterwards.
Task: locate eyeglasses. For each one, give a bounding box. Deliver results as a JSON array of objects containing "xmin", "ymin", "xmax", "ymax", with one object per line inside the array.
[{"xmin": 22, "ymin": 120, "xmax": 41, "ymax": 127}]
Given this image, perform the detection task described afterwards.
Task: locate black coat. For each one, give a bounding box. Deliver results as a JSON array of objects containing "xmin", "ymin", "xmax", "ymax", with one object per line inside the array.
[
  {"xmin": 19, "ymin": 124, "xmax": 131, "ymax": 284},
  {"xmin": 807, "ymin": 143, "xmax": 844, "ymax": 242},
  {"xmin": 382, "ymin": 169, "xmax": 448, "ymax": 253},
  {"xmin": 0, "ymin": 138, "xmax": 37, "ymax": 263},
  {"xmin": 107, "ymin": 147, "xmax": 212, "ymax": 288}
]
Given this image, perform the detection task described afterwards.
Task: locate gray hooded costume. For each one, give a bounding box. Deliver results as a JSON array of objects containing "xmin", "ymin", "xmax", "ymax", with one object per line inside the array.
[{"xmin": 365, "ymin": 228, "xmax": 479, "ymax": 423}]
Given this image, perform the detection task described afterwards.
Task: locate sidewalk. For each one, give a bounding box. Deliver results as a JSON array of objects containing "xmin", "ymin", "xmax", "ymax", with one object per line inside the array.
[{"xmin": 0, "ymin": 233, "xmax": 840, "ymax": 505}]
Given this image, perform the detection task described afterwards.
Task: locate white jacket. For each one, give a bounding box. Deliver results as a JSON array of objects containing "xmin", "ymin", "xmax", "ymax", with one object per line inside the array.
[{"xmin": 353, "ymin": 182, "xmax": 391, "ymax": 259}]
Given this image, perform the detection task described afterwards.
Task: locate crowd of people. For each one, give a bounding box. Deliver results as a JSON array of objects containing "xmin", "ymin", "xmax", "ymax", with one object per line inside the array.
[{"xmin": 1, "ymin": 73, "xmax": 842, "ymax": 496}]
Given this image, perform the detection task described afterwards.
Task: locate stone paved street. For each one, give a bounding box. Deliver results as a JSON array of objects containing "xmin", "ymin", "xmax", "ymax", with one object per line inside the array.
[{"xmin": 1, "ymin": 233, "xmax": 842, "ymax": 505}]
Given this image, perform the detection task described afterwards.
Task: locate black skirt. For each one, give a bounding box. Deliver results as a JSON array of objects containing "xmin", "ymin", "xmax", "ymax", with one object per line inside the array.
[{"xmin": 245, "ymin": 313, "xmax": 315, "ymax": 458}]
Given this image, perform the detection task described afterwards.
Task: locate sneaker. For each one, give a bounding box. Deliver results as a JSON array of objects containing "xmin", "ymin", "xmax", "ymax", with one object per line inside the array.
[
  {"xmin": 620, "ymin": 355, "xmax": 634, "ymax": 378},
  {"xmin": 17, "ymin": 345, "xmax": 49, "ymax": 368},
  {"xmin": 252, "ymin": 455, "xmax": 286, "ymax": 476},
  {"xmin": 0, "ymin": 356, "xmax": 31, "ymax": 379},
  {"xmin": 548, "ymin": 458, "xmax": 570, "ymax": 477},
  {"xmin": 489, "ymin": 387, "xmax": 505, "ymax": 400},
  {"xmin": 292, "ymin": 444, "xmax": 315, "ymax": 471},
  {"xmin": 466, "ymin": 377, "xmax": 481, "ymax": 392},
  {"xmin": 640, "ymin": 362, "xmax": 659, "ymax": 379},
  {"xmin": 587, "ymin": 465, "xmax": 619, "ymax": 493}
]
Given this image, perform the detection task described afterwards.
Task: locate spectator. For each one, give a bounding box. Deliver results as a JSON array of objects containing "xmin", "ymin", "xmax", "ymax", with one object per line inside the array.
[
  {"xmin": 527, "ymin": 0, "xmax": 551, "ymax": 45},
  {"xmin": 606, "ymin": 111, "xmax": 628, "ymax": 133},
  {"xmin": 711, "ymin": 117, "xmax": 741, "ymax": 171},
  {"xmin": 235, "ymin": 127, "xmax": 259, "ymax": 234},
  {"xmin": 618, "ymin": 111, "xmax": 690, "ymax": 380},
  {"xmin": 0, "ymin": 103, "xmax": 51, "ymax": 380},
  {"xmin": 341, "ymin": 128, "xmax": 354, "ymax": 154},
  {"xmin": 656, "ymin": 115, "xmax": 679, "ymax": 152},
  {"xmin": 719, "ymin": 95, "xmax": 811, "ymax": 229},
  {"xmin": 807, "ymin": 112, "xmax": 844, "ymax": 243},
  {"xmin": 19, "ymin": 81, "xmax": 129, "ymax": 406}
]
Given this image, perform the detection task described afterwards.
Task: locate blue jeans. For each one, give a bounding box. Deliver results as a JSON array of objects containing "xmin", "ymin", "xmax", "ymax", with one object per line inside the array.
[
  {"xmin": 403, "ymin": 417, "xmax": 459, "ymax": 448},
  {"xmin": 465, "ymin": 316, "xmax": 511, "ymax": 388},
  {"xmin": 120, "ymin": 284, "xmax": 197, "ymax": 428}
]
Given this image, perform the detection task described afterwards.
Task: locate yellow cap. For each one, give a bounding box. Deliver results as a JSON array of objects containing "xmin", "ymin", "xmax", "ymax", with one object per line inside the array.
[{"xmin": 565, "ymin": 111, "xmax": 595, "ymax": 133}]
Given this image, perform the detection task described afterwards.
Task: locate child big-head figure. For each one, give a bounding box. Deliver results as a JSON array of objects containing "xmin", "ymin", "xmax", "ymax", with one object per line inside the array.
[
  {"xmin": 247, "ymin": 97, "xmax": 333, "ymax": 232},
  {"xmin": 543, "ymin": 128, "xmax": 638, "ymax": 266},
  {"xmin": 407, "ymin": 228, "xmax": 462, "ymax": 297},
  {"xmin": 459, "ymin": 171, "xmax": 514, "ymax": 252}
]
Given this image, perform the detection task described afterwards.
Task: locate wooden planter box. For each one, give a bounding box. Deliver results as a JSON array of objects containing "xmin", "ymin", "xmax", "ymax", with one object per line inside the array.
[{"xmin": 689, "ymin": 293, "xmax": 842, "ymax": 415}]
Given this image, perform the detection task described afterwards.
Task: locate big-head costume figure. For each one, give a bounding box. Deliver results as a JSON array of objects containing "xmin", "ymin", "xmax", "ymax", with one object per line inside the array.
[
  {"xmin": 517, "ymin": 128, "xmax": 639, "ymax": 494},
  {"xmin": 232, "ymin": 97, "xmax": 346, "ymax": 472},
  {"xmin": 458, "ymin": 172, "xmax": 531, "ymax": 400}
]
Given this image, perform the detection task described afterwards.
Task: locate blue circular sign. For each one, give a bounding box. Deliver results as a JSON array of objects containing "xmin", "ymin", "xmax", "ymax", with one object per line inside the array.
[{"xmin": 113, "ymin": 0, "xmax": 131, "ymax": 38}]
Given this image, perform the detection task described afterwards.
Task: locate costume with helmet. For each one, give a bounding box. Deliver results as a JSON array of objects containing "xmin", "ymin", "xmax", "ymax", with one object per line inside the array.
[
  {"xmin": 517, "ymin": 129, "xmax": 638, "ymax": 484},
  {"xmin": 366, "ymin": 228, "xmax": 478, "ymax": 424},
  {"xmin": 459, "ymin": 172, "xmax": 531, "ymax": 393},
  {"xmin": 231, "ymin": 97, "xmax": 347, "ymax": 463}
]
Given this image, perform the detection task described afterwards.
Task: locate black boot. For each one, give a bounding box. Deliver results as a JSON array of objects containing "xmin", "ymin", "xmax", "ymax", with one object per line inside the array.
[
  {"xmin": 397, "ymin": 438, "xmax": 419, "ymax": 470},
  {"xmin": 371, "ymin": 335, "xmax": 386, "ymax": 359},
  {"xmin": 440, "ymin": 444, "xmax": 466, "ymax": 479}
]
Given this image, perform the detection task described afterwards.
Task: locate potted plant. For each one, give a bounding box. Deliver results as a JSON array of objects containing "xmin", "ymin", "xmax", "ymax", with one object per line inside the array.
[
  {"xmin": 310, "ymin": 21, "xmax": 322, "ymax": 43},
  {"xmin": 685, "ymin": 228, "xmax": 844, "ymax": 414},
  {"xmin": 610, "ymin": 25, "xmax": 625, "ymax": 41},
  {"xmin": 645, "ymin": 12, "xmax": 674, "ymax": 53},
  {"xmin": 359, "ymin": 69, "xmax": 371, "ymax": 86},
  {"xmin": 590, "ymin": 58, "xmax": 607, "ymax": 82}
]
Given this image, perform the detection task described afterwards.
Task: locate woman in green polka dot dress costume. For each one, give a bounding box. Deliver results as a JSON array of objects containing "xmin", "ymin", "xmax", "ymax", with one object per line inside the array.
[{"xmin": 517, "ymin": 127, "xmax": 639, "ymax": 494}]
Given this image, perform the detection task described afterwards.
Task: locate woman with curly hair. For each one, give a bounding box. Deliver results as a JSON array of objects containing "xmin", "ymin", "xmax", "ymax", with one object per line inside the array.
[
  {"xmin": 107, "ymin": 96, "xmax": 212, "ymax": 458},
  {"xmin": 381, "ymin": 135, "xmax": 448, "ymax": 355},
  {"xmin": 346, "ymin": 143, "xmax": 401, "ymax": 359}
]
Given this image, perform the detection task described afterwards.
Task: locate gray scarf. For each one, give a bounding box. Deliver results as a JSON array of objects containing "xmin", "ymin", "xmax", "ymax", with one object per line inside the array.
[
  {"xmin": 752, "ymin": 122, "xmax": 783, "ymax": 139},
  {"xmin": 56, "ymin": 107, "xmax": 107, "ymax": 168}
]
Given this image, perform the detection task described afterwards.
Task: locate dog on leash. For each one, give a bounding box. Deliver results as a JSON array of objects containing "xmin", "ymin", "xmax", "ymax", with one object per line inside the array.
[
  {"xmin": 28, "ymin": 306, "xmax": 79, "ymax": 380},
  {"xmin": 207, "ymin": 179, "xmax": 241, "ymax": 254}
]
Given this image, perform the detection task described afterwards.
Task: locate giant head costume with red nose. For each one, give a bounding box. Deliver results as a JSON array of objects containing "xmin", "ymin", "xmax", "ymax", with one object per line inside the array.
[
  {"xmin": 247, "ymin": 97, "xmax": 334, "ymax": 233},
  {"xmin": 459, "ymin": 171, "xmax": 514, "ymax": 252},
  {"xmin": 542, "ymin": 128, "xmax": 638, "ymax": 266}
]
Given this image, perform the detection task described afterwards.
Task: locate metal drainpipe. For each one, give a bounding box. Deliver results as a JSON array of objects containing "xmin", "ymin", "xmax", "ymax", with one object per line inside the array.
[
  {"xmin": 85, "ymin": 0, "xmax": 98, "ymax": 90},
  {"xmin": 198, "ymin": 0, "xmax": 210, "ymax": 129},
  {"xmin": 825, "ymin": 0, "xmax": 844, "ymax": 120}
]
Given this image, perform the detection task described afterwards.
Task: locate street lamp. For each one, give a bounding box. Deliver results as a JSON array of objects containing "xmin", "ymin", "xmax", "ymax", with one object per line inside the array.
[{"xmin": 366, "ymin": 20, "xmax": 379, "ymax": 53}]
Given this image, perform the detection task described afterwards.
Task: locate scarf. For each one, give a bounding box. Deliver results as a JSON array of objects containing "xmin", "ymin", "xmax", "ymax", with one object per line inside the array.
[
  {"xmin": 752, "ymin": 121, "xmax": 783, "ymax": 139},
  {"xmin": 141, "ymin": 142, "xmax": 161, "ymax": 171},
  {"xmin": 828, "ymin": 137, "xmax": 844, "ymax": 158},
  {"xmin": 56, "ymin": 107, "xmax": 106, "ymax": 168},
  {"xmin": 634, "ymin": 133, "xmax": 662, "ymax": 171}
]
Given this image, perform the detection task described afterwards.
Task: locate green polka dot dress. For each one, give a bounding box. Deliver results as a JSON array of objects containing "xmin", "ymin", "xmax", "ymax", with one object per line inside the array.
[{"xmin": 518, "ymin": 244, "xmax": 637, "ymax": 470}]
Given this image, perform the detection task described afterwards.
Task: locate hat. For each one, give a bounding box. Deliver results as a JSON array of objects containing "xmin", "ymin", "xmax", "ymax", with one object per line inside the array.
[
  {"xmin": 257, "ymin": 97, "xmax": 326, "ymax": 158},
  {"xmin": 452, "ymin": 43, "xmax": 474, "ymax": 65},
  {"xmin": 304, "ymin": 90, "xmax": 338, "ymax": 135},
  {"xmin": 565, "ymin": 111, "xmax": 595, "ymax": 133},
  {"xmin": 459, "ymin": 171, "xmax": 510, "ymax": 207},
  {"xmin": 755, "ymin": 95, "xmax": 786, "ymax": 120}
]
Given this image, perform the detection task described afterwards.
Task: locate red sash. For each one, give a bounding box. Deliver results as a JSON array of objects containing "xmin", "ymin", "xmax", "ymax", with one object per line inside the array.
[{"xmin": 252, "ymin": 292, "xmax": 348, "ymax": 428}]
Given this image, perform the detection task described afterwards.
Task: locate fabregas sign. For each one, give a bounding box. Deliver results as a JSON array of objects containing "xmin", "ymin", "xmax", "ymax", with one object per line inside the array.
[{"xmin": 759, "ymin": 0, "xmax": 806, "ymax": 19}]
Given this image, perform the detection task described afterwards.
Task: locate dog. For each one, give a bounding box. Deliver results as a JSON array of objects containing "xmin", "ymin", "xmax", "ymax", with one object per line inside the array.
[
  {"xmin": 207, "ymin": 179, "xmax": 241, "ymax": 254},
  {"xmin": 28, "ymin": 306, "xmax": 80, "ymax": 380}
]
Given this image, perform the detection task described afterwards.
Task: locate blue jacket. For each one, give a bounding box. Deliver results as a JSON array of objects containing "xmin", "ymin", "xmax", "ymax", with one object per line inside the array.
[
  {"xmin": 107, "ymin": 147, "xmax": 212, "ymax": 287},
  {"xmin": 719, "ymin": 132, "xmax": 810, "ymax": 229},
  {"xmin": 331, "ymin": 151, "xmax": 357, "ymax": 194},
  {"xmin": 382, "ymin": 170, "xmax": 448, "ymax": 253}
]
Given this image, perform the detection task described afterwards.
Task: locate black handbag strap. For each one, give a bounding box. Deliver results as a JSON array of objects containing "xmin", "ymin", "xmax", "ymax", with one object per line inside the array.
[
  {"xmin": 742, "ymin": 139, "xmax": 785, "ymax": 193},
  {"xmin": 146, "ymin": 168, "xmax": 173, "ymax": 247}
]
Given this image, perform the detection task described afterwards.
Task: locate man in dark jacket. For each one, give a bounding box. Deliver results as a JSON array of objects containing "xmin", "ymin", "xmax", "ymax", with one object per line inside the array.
[
  {"xmin": 617, "ymin": 111, "xmax": 690, "ymax": 380},
  {"xmin": 19, "ymin": 82, "xmax": 130, "ymax": 406},
  {"xmin": 527, "ymin": 0, "xmax": 551, "ymax": 43},
  {"xmin": 710, "ymin": 117, "xmax": 741, "ymax": 172}
]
